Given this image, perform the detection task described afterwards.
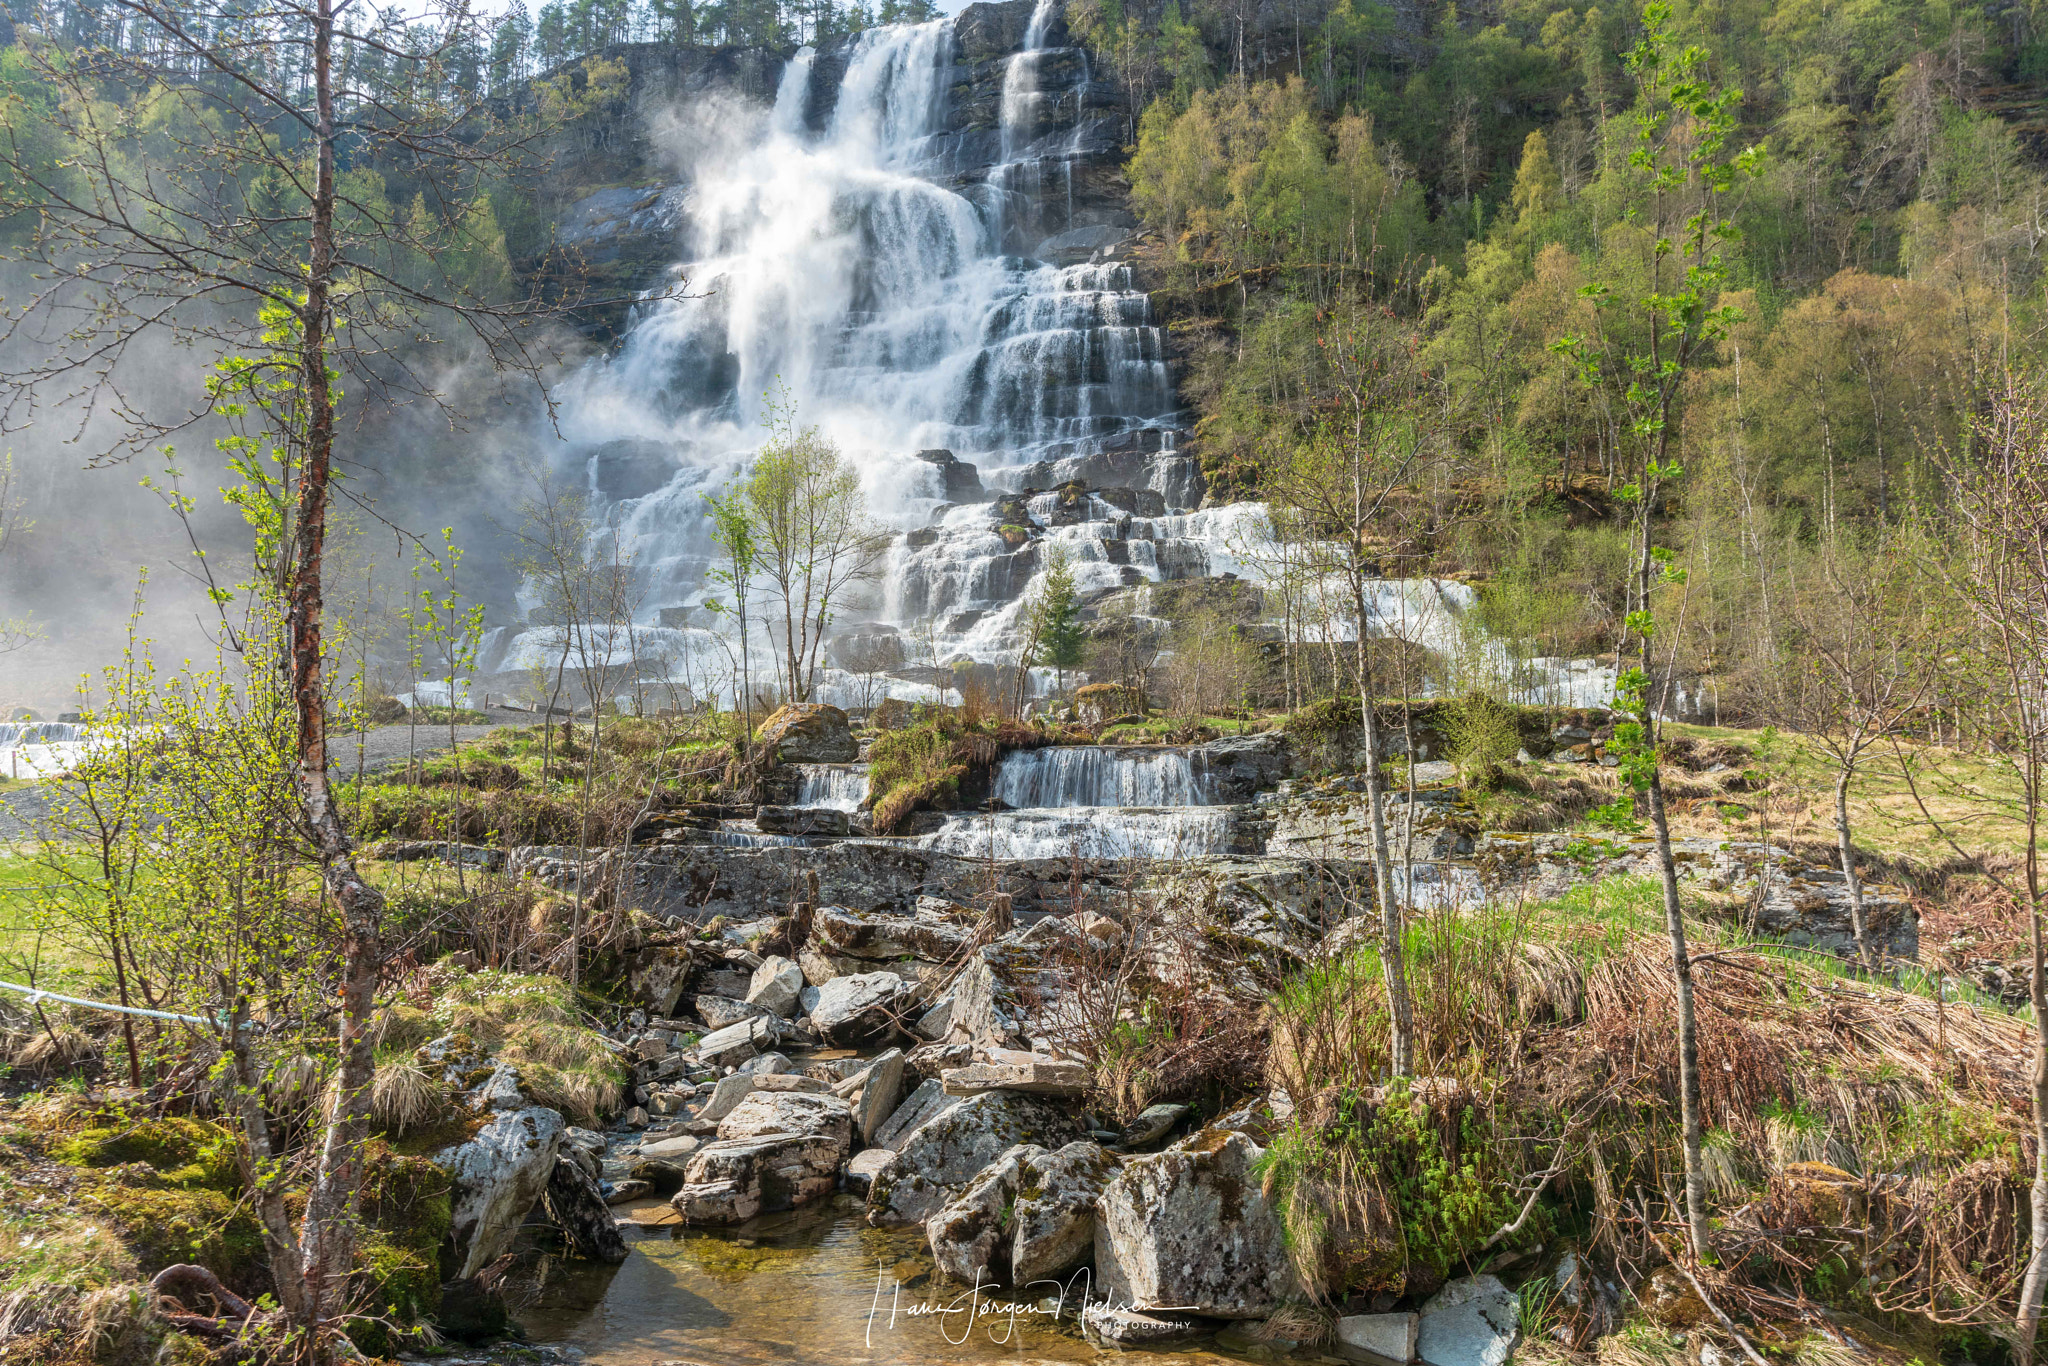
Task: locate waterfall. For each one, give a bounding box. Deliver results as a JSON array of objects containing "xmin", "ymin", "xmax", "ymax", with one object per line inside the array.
[
  {"xmin": 919, "ymin": 807, "xmax": 1233, "ymax": 859},
  {"xmin": 991, "ymin": 745, "xmax": 1208, "ymax": 808},
  {"xmin": 496, "ymin": 9, "xmax": 1183, "ymax": 693},
  {"xmin": 794, "ymin": 764, "xmax": 868, "ymax": 811}
]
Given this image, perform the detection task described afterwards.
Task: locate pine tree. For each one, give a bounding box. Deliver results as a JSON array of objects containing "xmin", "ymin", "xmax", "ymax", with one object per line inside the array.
[{"xmin": 1029, "ymin": 548, "xmax": 1086, "ymax": 694}]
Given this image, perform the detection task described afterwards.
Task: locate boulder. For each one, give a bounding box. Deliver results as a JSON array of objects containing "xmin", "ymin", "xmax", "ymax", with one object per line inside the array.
[
  {"xmin": 866, "ymin": 1090, "xmax": 1086, "ymax": 1227},
  {"xmin": 906, "ymin": 1041, "xmax": 973, "ymax": 1080},
  {"xmin": 845, "ymin": 1147, "xmax": 895, "ymax": 1196},
  {"xmin": 926, "ymin": 1145, "xmax": 1044, "ymax": 1283},
  {"xmin": 746, "ymin": 955, "xmax": 806, "ymax": 1017},
  {"xmin": 697, "ymin": 1014, "xmax": 778, "ymax": 1067},
  {"xmin": 637, "ymin": 1133, "xmax": 702, "ymax": 1162},
  {"xmin": 810, "ymin": 970, "xmax": 914, "ymax": 1042},
  {"xmin": 716, "ymin": 1090, "xmax": 854, "ymax": 1153},
  {"xmin": 605, "ymin": 1177, "xmax": 653, "ymax": 1204},
  {"xmin": 814, "ymin": 905, "xmax": 973, "ymax": 962},
  {"xmin": 873, "ymin": 1077, "xmax": 959, "ymax": 1150},
  {"xmin": 543, "ymin": 1156, "xmax": 630, "ymax": 1263},
  {"xmin": 945, "ymin": 949, "xmax": 1030, "ymax": 1050},
  {"xmin": 625, "ymin": 944, "xmax": 696, "ymax": 1016},
  {"xmin": 1120, "ymin": 1102, "xmax": 1190, "ymax": 1148},
  {"xmin": 693, "ymin": 994, "xmax": 771, "ymax": 1031},
  {"xmin": 1094, "ymin": 1129, "xmax": 1297, "ymax": 1318},
  {"xmin": 437, "ymin": 1106, "xmax": 566, "ymax": 1279},
  {"xmin": 1416, "ymin": 1275, "xmax": 1518, "ymax": 1366},
  {"xmin": 1337, "ymin": 1312, "xmax": 1419, "ymax": 1365},
  {"xmin": 671, "ymin": 1132, "xmax": 844, "ymax": 1224},
  {"xmin": 754, "ymin": 1072, "xmax": 830, "ymax": 1093},
  {"xmin": 757, "ymin": 703, "xmax": 858, "ymax": 763},
  {"xmin": 1010, "ymin": 1141, "xmax": 1118, "ymax": 1282},
  {"xmin": 854, "ymin": 1048, "xmax": 907, "ymax": 1144}
]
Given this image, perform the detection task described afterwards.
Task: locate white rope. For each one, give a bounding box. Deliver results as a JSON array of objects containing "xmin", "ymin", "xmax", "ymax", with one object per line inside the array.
[{"xmin": 0, "ymin": 977, "xmax": 226, "ymax": 1028}]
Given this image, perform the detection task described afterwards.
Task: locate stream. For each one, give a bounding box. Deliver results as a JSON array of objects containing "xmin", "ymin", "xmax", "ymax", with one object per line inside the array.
[{"xmin": 511, "ymin": 1199, "xmax": 1259, "ymax": 1366}]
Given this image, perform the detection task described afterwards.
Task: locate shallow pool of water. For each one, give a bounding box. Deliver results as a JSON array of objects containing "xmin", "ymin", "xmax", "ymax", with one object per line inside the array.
[{"xmin": 511, "ymin": 1196, "xmax": 1260, "ymax": 1366}]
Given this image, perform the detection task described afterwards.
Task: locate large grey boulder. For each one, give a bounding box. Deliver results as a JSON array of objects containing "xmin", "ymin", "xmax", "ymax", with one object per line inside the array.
[
  {"xmin": 873, "ymin": 1077, "xmax": 960, "ymax": 1150},
  {"xmin": 694, "ymin": 993, "xmax": 771, "ymax": 1031},
  {"xmin": 671, "ymin": 1133, "xmax": 844, "ymax": 1224},
  {"xmin": 756, "ymin": 702, "xmax": 858, "ymax": 763},
  {"xmin": 716, "ymin": 1090, "xmax": 853, "ymax": 1153},
  {"xmin": 1417, "ymin": 1275, "xmax": 1519, "ymax": 1366},
  {"xmin": 810, "ymin": 970, "xmax": 914, "ymax": 1042},
  {"xmin": 437, "ymin": 1106, "xmax": 566, "ymax": 1278},
  {"xmin": 926, "ymin": 1145, "xmax": 1044, "ymax": 1283},
  {"xmin": 865, "ymin": 1090, "xmax": 1085, "ymax": 1227},
  {"xmin": 746, "ymin": 955, "xmax": 806, "ymax": 1017},
  {"xmin": 1337, "ymin": 1312, "xmax": 1419, "ymax": 1365},
  {"xmin": 928, "ymin": 1139, "xmax": 1120, "ymax": 1285},
  {"xmin": 1094, "ymin": 1129, "xmax": 1298, "ymax": 1318},
  {"xmin": 698, "ymin": 1072, "xmax": 758, "ymax": 1123},
  {"xmin": 1011, "ymin": 1141, "xmax": 1118, "ymax": 1282},
  {"xmin": 697, "ymin": 1014, "xmax": 780, "ymax": 1066}
]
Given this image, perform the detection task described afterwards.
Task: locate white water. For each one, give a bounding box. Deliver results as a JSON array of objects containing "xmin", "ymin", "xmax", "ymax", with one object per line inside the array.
[
  {"xmin": 991, "ymin": 745, "xmax": 1207, "ymax": 808},
  {"xmin": 0, "ymin": 722, "xmax": 104, "ymax": 780},
  {"xmin": 794, "ymin": 764, "xmax": 868, "ymax": 811},
  {"xmin": 918, "ymin": 806, "xmax": 1233, "ymax": 859}
]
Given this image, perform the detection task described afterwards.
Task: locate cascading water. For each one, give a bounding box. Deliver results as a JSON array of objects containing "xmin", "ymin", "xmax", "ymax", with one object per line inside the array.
[
  {"xmin": 474, "ymin": 3, "xmax": 1617, "ymax": 720},
  {"xmin": 990, "ymin": 745, "xmax": 1206, "ymax": 807},
  {"xmin": 0, "ymin": 721, "xmax": 100, "ymax": 779},
  {"xmin": 916, "ymin": 742, "xmax": 1226, "ymax": 858},
  {"xmin": 918, "ymin": 807, "xmax": 1233, "ymax": 859},
  {"xmin": 794, "ymin": 764, "xmax": 868, "ymax": 811}
]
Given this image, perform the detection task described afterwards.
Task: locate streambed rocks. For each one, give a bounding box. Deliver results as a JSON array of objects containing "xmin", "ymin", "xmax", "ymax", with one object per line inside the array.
[
  {"xmin": 866, "ymin": 1090, "xmax": 1088, "ymax": 1227},
  {"xmin": 924, "ymin": 1139, "xmax": 1115, "ymax": 1284}
]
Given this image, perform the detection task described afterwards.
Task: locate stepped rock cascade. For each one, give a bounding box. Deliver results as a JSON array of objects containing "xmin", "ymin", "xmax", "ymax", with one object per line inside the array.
[
  {"xmin": 484, "ymin": 3, "xmax": 1196, "ymax": 704},
  {"xmin": 918, "ymin": 805, "xmax": 1234, "ymax": 859},
  {"xmin": 794, "ymin": 763, "xmax": 869, "ymax": 811},
  {"xmin": 990, "ymin": 745, "xmax": 1207, "ymax": 808},
  {"xmin": 918, "ymin": 742, "xmax": 1229, "ymax": 859}
]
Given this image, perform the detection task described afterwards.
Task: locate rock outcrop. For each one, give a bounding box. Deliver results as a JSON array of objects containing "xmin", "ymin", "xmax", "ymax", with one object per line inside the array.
[
  {"xmin": 438, "ymin": 1106, "xmax": 567, "ymax": 1279},
  {"xmin": 755, "ymin": 703, "xmax": 859, "ymax": 763}
]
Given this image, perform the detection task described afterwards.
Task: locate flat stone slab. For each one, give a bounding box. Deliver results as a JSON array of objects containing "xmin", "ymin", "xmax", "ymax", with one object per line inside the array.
[
  {"xmin": 636, "ymin": 1134, "xmax": 702, "ymax": 1162},
  {"xmin": 941, "ymin": 1058, "xmax": 1088, "ymax": 1097}
]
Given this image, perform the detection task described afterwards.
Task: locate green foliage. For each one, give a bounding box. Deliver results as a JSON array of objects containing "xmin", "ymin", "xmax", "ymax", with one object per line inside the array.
[
  {"xmin": 1444, "ymin": 692, "xmax": 1522, "ymax": 788},
  {"xmin": 51, "ymin": 1112, "xmax": 241, "ymax": 1194},
  {"xmin": 1028, "ymin": 546, "xmax": 1086, "ymax": 689},
  {"xmin": 865, "ymin": 718, "xmax": 968, "ymax": 834}
]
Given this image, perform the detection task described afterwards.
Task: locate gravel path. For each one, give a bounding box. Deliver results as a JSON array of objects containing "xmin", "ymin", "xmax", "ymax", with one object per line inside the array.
[{"xmin": 1, "ymin": 709, "xmax": 540, "ymax": 844}]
